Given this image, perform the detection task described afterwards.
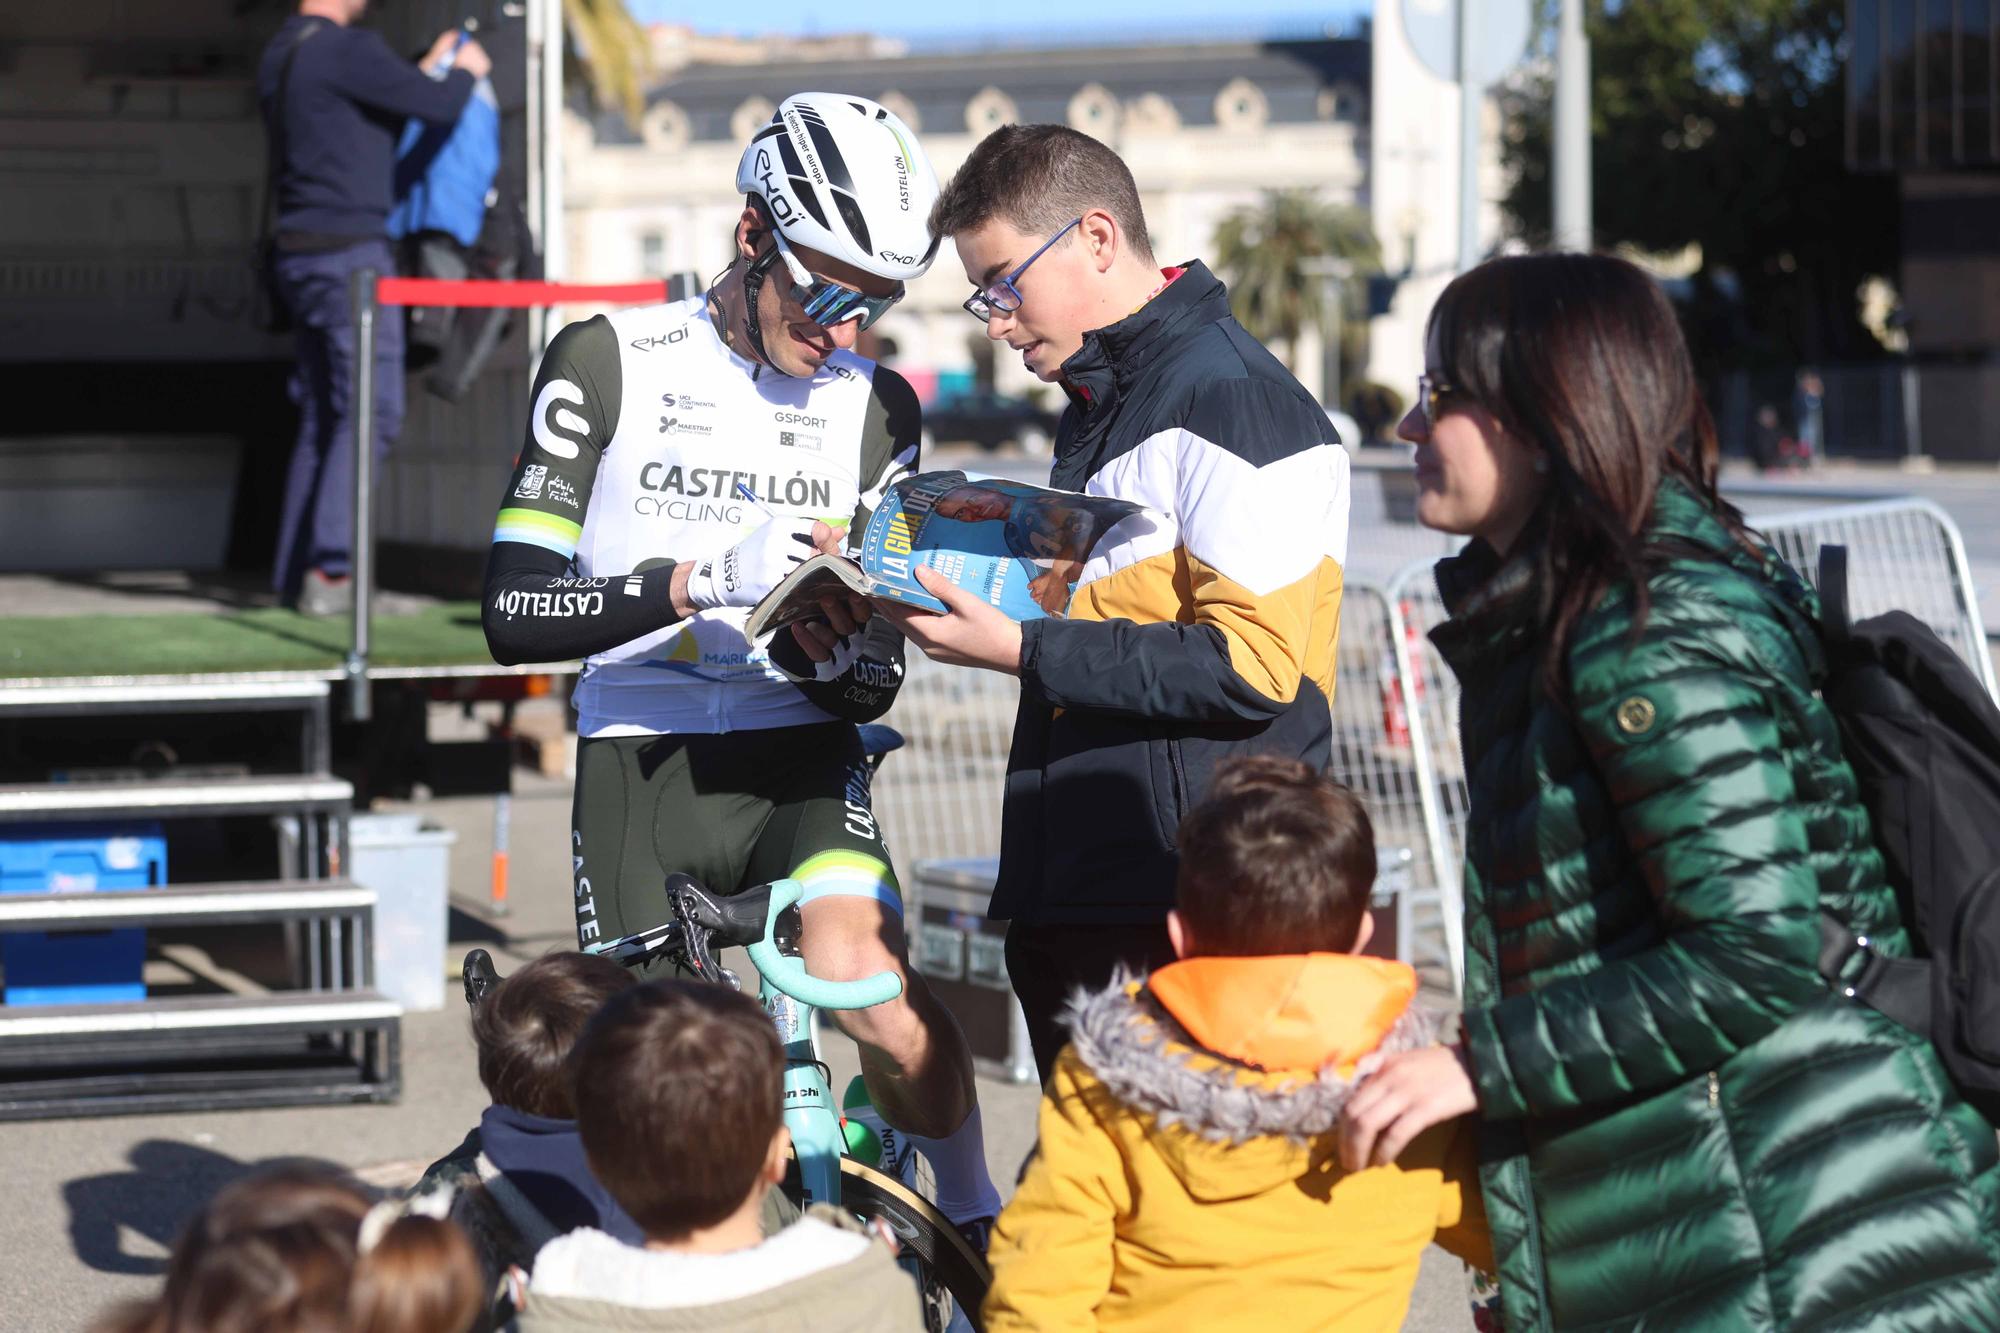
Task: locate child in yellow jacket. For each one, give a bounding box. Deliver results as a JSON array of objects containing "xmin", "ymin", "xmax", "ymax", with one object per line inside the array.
[{"xmin": 983, "ymin": 757, "xmax": 1491, "ymax": 1331}]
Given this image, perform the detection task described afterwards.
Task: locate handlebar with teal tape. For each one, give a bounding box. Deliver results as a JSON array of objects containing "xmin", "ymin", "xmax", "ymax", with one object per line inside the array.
[{"xmin": 746, "ymin": 879, "xmax": 903, "ymax": 1011}]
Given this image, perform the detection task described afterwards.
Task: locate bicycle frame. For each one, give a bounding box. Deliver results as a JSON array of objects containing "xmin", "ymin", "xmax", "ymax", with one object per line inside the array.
[{"xmin": 766, "ymin": 979, "xmax": 844, "ymax": 1206}]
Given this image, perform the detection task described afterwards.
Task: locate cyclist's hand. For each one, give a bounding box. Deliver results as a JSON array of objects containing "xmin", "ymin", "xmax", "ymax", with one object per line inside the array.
[
  {"xmin": 684, "ymin": 516, "xmax": 821, "ymax": 610},
  {"xmin": 769, "ymin": 617, "xmax": 864, "ymax": 683}
]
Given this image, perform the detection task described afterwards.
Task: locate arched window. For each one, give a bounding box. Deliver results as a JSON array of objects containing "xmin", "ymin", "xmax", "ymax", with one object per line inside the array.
[
  {"xmin": 730, "ymin": 96, "xmax": 776, "ymax": 144},
  {"xmin": 879, "ymin": 91, "xmax": 921, "ymax": 131},
  {"xmin": 966, "ymin": 86, "xmax": 1018, "ymax": 135},
  {"xmin": 1214, "ymin": 78, "xmax": 1268, "ymax": 131},
  {"xmin": 641, "ymin": 100, "xmax": 691, "ymax": 151},
  {"xmin": 1067, "ymin": 83, "xmax": 1120, "ymax": 135}
]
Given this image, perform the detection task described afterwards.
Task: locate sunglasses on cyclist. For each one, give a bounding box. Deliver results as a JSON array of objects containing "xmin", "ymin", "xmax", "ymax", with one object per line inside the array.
[
  {"xmin": 962, "ymin": 217, "xmax": 1084, "ymax": 322},
  {"xmin": 763, "ymin": 227, "xmax": 905, "ymax": 331},
  {"xmin": 1417, "ymin": 372, "xmax": 1465, "ymax": 429}
]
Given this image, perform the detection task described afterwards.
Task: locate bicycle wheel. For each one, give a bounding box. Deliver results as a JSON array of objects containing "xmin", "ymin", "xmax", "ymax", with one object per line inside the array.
[{"xmin": 837, "ymin": 1157, "xmax": 991, "ymax": 1333}]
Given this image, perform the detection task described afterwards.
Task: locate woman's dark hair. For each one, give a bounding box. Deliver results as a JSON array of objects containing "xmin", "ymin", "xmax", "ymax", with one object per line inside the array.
[
  {"xmin": 1427, "ymin": 252, "xmax": 1756, "ymax": 694},
  {"xmin": 471, "ymin": 949, "xmax": 636, "ymax": 1118},
  {"xmin": 91, "ymin": 1164, "xmax": 483, "ymax": 1333}
]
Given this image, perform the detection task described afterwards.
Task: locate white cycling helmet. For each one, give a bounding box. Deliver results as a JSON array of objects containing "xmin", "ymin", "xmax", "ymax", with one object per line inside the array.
[{"xmin": 735, "ymin": 92, "xmax": 942, "ymax": 284}]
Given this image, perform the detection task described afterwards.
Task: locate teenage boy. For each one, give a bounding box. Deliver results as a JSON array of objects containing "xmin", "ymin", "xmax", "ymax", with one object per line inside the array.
[
  {"xmin": 513, "ymin": 980, "xmax": 924, "ymax": 1333},
  {"xmin": 981, "ymin": 758, "xmax": 1489, "ymax": 1330},
  {"xmin": 883, "ymin": 125, "xmax": 1352, "ymax": 1080}
]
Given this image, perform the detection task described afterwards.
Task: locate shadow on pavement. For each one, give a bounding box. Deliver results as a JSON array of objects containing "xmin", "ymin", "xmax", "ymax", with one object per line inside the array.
[{"xmin": 62, "ymin": 1139, "xmax": 350, "ymax": 1278}]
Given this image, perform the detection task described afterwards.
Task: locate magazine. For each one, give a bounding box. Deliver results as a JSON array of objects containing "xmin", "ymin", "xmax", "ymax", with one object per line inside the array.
[{"xmin": 745, "ymin": 470, "xmax": 1150, "ymax": 640}]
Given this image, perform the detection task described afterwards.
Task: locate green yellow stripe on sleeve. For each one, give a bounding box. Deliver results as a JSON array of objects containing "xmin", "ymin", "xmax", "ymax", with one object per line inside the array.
[{"xmin": 493, "ymin": 507, "xmax": 583, "ymax": 557}]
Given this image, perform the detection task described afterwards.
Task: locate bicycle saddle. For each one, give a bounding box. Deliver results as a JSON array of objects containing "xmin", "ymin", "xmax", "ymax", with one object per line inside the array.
[
  {"xmin": 671, "ymin": 874, "xmax": 774, "ymax": 949},
  {"xmin": 463, "ymin": 948, "xmax": 502, "ymax": 1008}
]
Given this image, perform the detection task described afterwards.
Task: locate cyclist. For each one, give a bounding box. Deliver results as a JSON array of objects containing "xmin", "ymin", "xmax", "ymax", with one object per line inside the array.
[{"xmin": 482, "ymin": 93, "xmax": 999, "ymax": 1241}]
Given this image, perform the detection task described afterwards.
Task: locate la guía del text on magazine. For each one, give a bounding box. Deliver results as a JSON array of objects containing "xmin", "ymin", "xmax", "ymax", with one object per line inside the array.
[{"xmin": 746, "ymin": 470, "xmax": 1150, "ymax": 639}]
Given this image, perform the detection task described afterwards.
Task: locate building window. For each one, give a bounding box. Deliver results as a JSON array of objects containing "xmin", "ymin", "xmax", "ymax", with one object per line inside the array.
[
  {"xmin": 879, "ymin": 90, "xmax": 921, "ymax": 131},
  {"xmin": 1068, "ymin": 83, "xmax": 1120, "ymax": 135},
  {"xmin": 1214, "ymin": 78, "xmax": 1269, "ymax": 131},
  {"xmin": 1319, "ymin": 82, "xmax": 1364, "ymax": 123},
  {"xmin": 1125, "ymin": 92, "xmax": 1181, "ymax": 135},
  {"xmin": 640, "ymin": 100, "xmax": 690, "ymax": 151},
  {"xmin": 639, "ymin": 230, "xmax": 666, "ymax": 277},
  {"xmin": 966, "ymin": 87, "xmax": 1018, "ymax": 135},
  {"xmin": 731, "ymin": 96, "xmax": 777, "ymax": 144}
]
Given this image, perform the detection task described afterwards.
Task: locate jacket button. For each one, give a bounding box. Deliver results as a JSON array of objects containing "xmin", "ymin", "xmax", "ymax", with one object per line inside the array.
[{"xmin": 1615, "ymin": 696, "xmax": 1657, "ymax": 734}]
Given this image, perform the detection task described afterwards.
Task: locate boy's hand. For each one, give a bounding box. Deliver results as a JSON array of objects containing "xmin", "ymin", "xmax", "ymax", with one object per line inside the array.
[
  {"xmin": 876, "ymin": 566, "xmax": 1022, "ymax": 675},
  {"xmin": 1337, "ymin": 1042, "xmax": 1479, "ymax": 1171},
  {"xmin": 863, "ymin": 1216, "xmax": 902, "ymax": 1256}
]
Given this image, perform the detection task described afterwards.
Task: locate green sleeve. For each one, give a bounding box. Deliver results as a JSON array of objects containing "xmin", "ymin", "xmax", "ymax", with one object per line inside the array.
[
  {"xmin": 1462, "ymin": 586, "xmax": 1827, "ymax": 1121},
  {"xmin": 491, "ymin": 314, "xmax": 621, "ymax": 561}
]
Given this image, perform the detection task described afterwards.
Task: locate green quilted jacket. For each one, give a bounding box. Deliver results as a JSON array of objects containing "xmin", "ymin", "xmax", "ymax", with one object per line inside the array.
[{"xmin": 1431, "ymin": 483, "xmax": 2000, "ymax": 1331}]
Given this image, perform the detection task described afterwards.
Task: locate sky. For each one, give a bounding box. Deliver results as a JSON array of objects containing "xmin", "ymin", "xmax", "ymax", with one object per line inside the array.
[{"xmin": 625, "ymin": 0, "xmax": 1373, "ymax": 49}]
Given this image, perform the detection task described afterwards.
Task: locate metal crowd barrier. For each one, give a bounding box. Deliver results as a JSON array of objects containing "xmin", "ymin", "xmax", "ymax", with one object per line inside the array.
[{"xmin": 872, "ymin": 497, "xmax": 1993, "ymax": 1005}]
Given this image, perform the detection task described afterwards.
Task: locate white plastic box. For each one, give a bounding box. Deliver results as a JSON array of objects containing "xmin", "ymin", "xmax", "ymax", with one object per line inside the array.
[{"xmin": 276, "ymin": 813, "xmax": 457, "ymax": 1011}]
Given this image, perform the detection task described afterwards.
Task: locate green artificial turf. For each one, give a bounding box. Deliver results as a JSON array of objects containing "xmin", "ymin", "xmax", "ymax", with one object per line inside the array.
[{"xmin": 0, "ymin": 602, "xmax": 496, "ymax": 679}]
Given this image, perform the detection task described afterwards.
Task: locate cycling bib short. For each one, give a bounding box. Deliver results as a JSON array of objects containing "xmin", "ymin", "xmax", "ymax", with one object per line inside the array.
[{"xmin": 570, "ymin": 722, "xmax": 902, "ymax": 972}]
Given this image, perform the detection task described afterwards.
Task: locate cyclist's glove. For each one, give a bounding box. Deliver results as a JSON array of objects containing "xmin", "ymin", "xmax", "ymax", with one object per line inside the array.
[
  {"xmin": 684, "ymin": 514, "xmax": 818, "ymax": 610},
  {"xmin": 767, "ymin": 621, "xmax": 865, "ymax": 684}
]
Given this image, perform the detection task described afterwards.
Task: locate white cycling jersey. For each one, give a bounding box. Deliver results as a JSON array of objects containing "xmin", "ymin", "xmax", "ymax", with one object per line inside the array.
[{"xmin": 490, "ymin": 297, "xmax": 917, "ymax": 736}]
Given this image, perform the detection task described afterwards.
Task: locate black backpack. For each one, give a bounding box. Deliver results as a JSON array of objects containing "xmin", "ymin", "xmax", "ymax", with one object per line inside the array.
[{"xmin": 1814, "ymin": 544, "xmax": 2000, "ymax": 1121}]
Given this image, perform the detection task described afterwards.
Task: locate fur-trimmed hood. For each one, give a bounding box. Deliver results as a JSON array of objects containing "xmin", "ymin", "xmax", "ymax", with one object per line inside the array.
[{"xmin": 1065, "ymin": 954, "xmax": 1437, "ymax": 1202}]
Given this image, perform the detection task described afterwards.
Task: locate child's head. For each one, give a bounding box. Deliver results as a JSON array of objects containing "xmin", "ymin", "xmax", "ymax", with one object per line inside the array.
[
  {"xmin": 570, "ymin": 980, "xmax": 787, "ymax": 1244},
  {"xmin": 93, "ymin": 1164, "xmax": 482, "ymax": 1333},
  {"xmin": 1172, "ymin": 756, "xmax": 1377, "ymax": 958},
  {"xmin": 471, "ymin": 950, "xmax": 636, "ymax": 1118}
]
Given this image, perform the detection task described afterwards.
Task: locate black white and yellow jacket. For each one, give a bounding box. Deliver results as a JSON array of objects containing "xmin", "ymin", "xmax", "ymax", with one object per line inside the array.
[{"xmin": 996, "ymin": 261, "xmax": 1348, "ymax": 925}]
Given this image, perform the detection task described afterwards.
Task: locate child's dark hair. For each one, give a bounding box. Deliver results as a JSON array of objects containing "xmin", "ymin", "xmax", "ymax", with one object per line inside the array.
[
  {"xmin": 1175, "ymin": 756, "xmax": 1376, "ymax": 955},
  {"xmin": 570, "ymin": 980, "xmax": 783, "ymax": 1242},
  {"xmin": 90, "ymin": 1163, "xmax": 482, "ymax": 1333},
  {"xmin": 470, "ymin": 949, "xmax": 636, "ymax": 1118}
]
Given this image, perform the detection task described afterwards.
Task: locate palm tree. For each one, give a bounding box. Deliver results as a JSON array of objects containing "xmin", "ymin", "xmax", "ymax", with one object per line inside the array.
[
  {"xmin": 564, "ymin": 0, "xmax": 651, "ymax": 125},
  {"xmin": 1212, "ymin": 191, "xmax": 1380, "ymax": 401}
]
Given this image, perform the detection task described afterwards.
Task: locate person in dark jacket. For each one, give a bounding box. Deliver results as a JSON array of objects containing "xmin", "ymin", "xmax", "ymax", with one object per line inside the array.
[
  {"xmin": 1338, "ymin": 253, "xmax": 2000, "ymax": 1329},
  {"xmin": 888, "ymin": 126, "xmax": 1350, "ymax": 1083},
  {"xmin": 257, "ymin": 0, "xmax": 489, "ymax": 612}
]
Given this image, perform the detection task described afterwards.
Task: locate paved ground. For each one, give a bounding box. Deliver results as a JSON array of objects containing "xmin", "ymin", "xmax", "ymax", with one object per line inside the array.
[{"xmin": 0, "ymin": 767, "xmax": 1480, "ymax": 1332}]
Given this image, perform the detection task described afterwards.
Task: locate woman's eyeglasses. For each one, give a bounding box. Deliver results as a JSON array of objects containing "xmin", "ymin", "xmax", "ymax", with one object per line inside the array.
[
  {"xmin": 962, "ymin": 217, "xmax": 1084, "ymax": 321},
  {"xmin": 1418, "ymin": 373, "xmax": 1463, "ymax": 429}
]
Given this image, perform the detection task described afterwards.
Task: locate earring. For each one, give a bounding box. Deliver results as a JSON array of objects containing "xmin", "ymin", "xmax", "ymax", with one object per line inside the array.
[{"xmin": 1533, "ymin": 455, "xmax": 1550, "ymax": 475}]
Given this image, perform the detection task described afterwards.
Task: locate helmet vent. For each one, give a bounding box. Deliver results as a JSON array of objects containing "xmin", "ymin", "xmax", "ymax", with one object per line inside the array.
[{"xmin": 832, "ymin": 189, "xmax": 873, "ymax": 255}]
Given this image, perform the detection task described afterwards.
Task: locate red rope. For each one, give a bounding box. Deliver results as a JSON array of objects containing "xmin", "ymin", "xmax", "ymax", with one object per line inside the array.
[{"xmin": 373, "ymin": 277, "xmax": 670, "ymax": 308}]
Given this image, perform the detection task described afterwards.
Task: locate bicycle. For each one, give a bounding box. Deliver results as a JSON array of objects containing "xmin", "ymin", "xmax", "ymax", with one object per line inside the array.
[{"xmin": 463, "ymin": 867, "xmax": 990, "ymax": 1331}]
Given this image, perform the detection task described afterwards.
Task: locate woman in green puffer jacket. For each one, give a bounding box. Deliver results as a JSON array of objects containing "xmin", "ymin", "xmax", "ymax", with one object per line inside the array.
[{"xmin": 1337, "ymin": 253, "xmax": 2000, "ymax": 1330}]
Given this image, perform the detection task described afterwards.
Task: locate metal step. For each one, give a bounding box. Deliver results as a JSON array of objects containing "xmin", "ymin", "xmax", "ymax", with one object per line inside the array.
[
  {"xmin": 0, "ymin": 880, "xmax": 373, "ymax": 931},
  {"xmin": 0, "ymin": 991, "xmax": 400, "ymax": 1119},
  {"xmin": 0, "ymin": 677, "xmax": 331, "ymax": 717},
  {"xmin": 0, "ymin": 773, "xmax": 352, "ymax": 822}
]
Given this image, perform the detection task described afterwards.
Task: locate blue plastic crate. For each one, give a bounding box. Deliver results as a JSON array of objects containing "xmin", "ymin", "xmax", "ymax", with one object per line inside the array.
[{"xmin": 0, "ymin": 823, "xmax": 166, "ymax": 1005}]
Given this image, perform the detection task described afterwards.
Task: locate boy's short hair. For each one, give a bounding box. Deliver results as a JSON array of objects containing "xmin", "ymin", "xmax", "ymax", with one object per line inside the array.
[
  {"xmin": 570, "ymin": 981, "xmax": 784, "ymax": 1242},
  {"xmin": 471, "ymin": 951, "xmax": 636, "ymax": 1119},
  {"xmin": 1176, "ymin": 756, "xmax": 1376, "ymax": 955},
  {"xmin": 931, "ymin": 124, "xmax": 1154, "ymax": 261}
]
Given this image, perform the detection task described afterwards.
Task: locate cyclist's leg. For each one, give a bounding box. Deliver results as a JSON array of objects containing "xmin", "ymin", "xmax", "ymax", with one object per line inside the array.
[
  {"xmin": 571, "ymin": 733, "xmax": 758, "ymax": 975},
  {"xmin": 745, "ymin": 725, "xmax": 976, "ymax": 1138}
]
